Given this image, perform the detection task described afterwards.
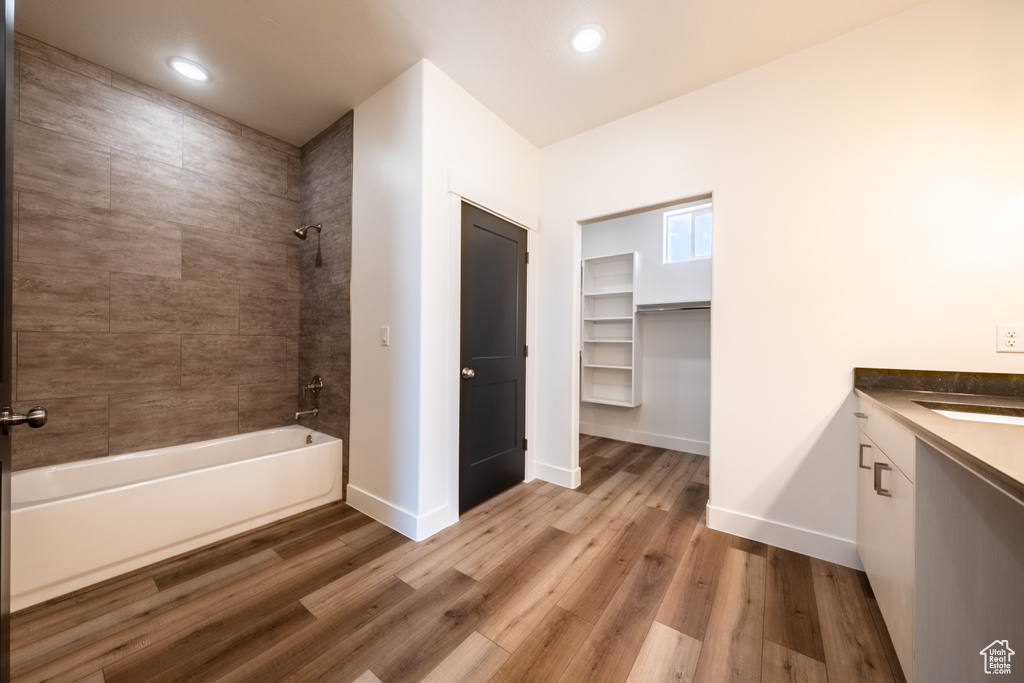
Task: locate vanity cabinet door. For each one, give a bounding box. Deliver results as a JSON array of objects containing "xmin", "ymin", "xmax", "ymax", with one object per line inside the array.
[
  {"xmin": 856, "ymin": 433, "xmax": 885, "ymax": 584},
  {"xmin": 856, "ymin": 400, "xmax": 915, "ymax": 681},
  {"xmin": 888, "ymin": 457, "xmax": 914, "ymax": 683}
]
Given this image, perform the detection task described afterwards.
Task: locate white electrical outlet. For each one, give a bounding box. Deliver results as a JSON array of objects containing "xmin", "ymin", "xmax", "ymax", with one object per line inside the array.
[{"xmin": 996, "ymin": 324, "xmax": 1024, "ymax": 353}]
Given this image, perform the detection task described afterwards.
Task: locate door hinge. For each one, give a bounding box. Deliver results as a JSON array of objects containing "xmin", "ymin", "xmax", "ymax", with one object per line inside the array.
[
  {"xmin": 523, "ymin": 438, "xmax": 528, "ymax": 450},
  {"xmin": 524, "ymin": 345, "xmax": 529, "ymax": 357},
  {"xmin": 525, "ymin": 251, "xmax": 530, "ymax": 265}
]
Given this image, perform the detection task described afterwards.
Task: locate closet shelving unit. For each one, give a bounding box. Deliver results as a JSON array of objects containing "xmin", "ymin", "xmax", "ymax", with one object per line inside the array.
[{"xmin": 581, "ymin": 252, "xmax": 643, "ymax": 407}]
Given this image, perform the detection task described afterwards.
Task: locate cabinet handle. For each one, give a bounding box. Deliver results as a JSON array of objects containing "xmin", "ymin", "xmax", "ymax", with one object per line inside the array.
[
  {"xmin": 858, "ymin": 444, "xmax": 872, "ymax": 470},
  {"xmin": 873, "ymin": 461, "xmax": 892, "ymax": 497},
  {"xmin": 854, "ymin": 412, "xmax": 869, "ymax": 419}
]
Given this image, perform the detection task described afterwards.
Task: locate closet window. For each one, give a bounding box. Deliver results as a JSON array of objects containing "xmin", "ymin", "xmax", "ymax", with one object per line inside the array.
[{"xmin": 664, "ymin": 203, "xmax": 712, "ymax": 263}]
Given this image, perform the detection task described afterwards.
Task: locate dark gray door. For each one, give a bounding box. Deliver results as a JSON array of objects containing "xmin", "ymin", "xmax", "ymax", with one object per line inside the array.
[
  {"xmin": 460, "ymin": 203, "xmax": 526, "ymax": 513},
  {"xmin": 1, "ymin": 1, "xmax": 14, "ymax": 679}
]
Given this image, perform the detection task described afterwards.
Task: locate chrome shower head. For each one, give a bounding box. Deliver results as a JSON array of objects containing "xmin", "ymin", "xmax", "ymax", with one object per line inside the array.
[
  {"xmin": 294, "ymin": 223, "xmax": 325, "ymax": 267},
  {"xmin": 293, "ymin": 223, "xmax": 322, "ymax": 240}
]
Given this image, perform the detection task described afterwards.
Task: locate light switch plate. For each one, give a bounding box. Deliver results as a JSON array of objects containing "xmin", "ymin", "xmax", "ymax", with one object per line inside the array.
[{"xmin": 996, "ymin": 324, "xmax": 1024, "ymax": 353}]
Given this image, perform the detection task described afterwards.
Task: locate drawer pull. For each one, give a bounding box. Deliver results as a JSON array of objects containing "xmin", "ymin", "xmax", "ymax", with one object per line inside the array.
[
  {"xmin": 874, "ymin": 461, "xmax": 892, "ymax": 497},
  {"xmin": 854, "ymin": 412, "xmax": 869, "ymax": 419},
  {"xmin": 858, "ymin": 444, "xmax": 872, "ymax": 470}
]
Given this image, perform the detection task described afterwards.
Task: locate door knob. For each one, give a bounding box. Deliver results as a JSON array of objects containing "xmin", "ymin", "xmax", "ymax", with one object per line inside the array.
[
  {"xmin": 0, "ymin": 406, "xmax": 47, "ymax": 435},
  {"xmin": 461, "ymin": 367, "xmax": 476, "ymax": 380}
]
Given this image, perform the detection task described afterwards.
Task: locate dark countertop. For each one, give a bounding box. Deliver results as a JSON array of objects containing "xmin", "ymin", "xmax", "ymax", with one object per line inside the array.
[{"xmin": 855, "ymin": 386, "xmax": 1024, "ymax": 505}]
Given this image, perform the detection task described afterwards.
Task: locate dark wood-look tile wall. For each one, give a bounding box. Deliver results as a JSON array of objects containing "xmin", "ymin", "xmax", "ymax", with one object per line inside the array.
[
  {"xmin": 13, "ymin": 121, "xmax": 111, "ymax": 209},
  {"xmin": 110, "ymin": 151, "xmax": 242, "ymax": 233},
  {"xmin": 108, "ymin": 387, "xmax": 240, "ymax": 455},
  {"xmin": 19, "ymin": 52, "xmax": 184, "ymax": 167},
  {"xmin": 10, "ymin": 33, "xmax": 305, "ymax": 470},
  {"xmin": 298, "ymin": 113, "xmax": 354, "ymax": 493},
  {"xmin": 13, "ymin": 262, "xmax": 110, "ymax": 333}
]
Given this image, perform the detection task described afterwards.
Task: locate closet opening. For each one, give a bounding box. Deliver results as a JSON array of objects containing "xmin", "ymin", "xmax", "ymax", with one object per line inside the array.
[{"xmin": 577, "ymin": 196, "xmax": 712, "ymax": 497}]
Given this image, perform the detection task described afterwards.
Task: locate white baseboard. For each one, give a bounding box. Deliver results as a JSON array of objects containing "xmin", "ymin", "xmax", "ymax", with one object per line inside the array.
[
  {"xmin": 533, "ymin": 460, "xmax": 581, "ymax": 489},
  {"xmin": 346, "ymin": 484, "xmax": 453, "ymax": 542},
  {"xmin": 580, "ymin": 422, "xmax": 710, "ymax": 456},
  {"xmin": 706, "ymin": 504, "xmax": 862, "ymax": 570}
]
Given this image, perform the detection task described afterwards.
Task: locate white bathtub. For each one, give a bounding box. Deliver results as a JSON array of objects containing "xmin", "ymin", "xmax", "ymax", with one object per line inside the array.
[{"xmin": 11, "ymin": 425, "xmax": 343, "ymax": 611}]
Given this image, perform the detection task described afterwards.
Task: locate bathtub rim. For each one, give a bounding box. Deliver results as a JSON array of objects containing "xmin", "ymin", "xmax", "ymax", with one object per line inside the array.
[{"xmin": 12, "ymin": 425, "xmax": 339, "ymax": 509}]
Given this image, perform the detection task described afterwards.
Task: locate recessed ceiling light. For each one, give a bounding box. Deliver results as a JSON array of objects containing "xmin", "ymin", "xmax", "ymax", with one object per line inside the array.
[
  {"xmin": 571, "ymin": 24, "xmax": 605, "ymax": 53},
  {"xmin": 169, "ymin": 57, "xmax": 209, "ymax": 82}
]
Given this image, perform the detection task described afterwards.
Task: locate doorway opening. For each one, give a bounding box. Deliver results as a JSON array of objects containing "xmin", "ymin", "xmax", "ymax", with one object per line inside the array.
[{"xmin": 577, "ymin": 197, "xmax": 712, "ymax": 493}]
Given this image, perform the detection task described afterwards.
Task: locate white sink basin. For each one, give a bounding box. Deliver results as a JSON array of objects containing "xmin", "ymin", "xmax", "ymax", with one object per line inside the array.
[
  {"xmin": 930, "ymin": 409, "xmax": 1024, "ymax": 426},
  {"xmin": 913, "ymin": 400, "xmax": 1024, "ymax": 426}
]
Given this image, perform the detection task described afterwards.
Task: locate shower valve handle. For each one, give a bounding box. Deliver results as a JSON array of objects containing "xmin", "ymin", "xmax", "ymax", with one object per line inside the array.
[{"xmin": 0, "ymin": 405, "xmax": 47, "ymax": 435}]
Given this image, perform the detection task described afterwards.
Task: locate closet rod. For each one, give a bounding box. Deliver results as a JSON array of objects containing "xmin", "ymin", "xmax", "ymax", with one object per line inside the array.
[{"xmin": 635, "ymin": 301, "xmax": 711, "ymax": 314}]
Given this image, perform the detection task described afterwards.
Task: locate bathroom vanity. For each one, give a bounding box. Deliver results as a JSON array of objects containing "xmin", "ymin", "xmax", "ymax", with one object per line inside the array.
[{"xmin": 854, "ymin": 369, "xmax": 1024, "ymax": 682}]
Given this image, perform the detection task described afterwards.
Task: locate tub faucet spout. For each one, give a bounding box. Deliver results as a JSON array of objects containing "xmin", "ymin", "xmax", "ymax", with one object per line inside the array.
[{"xmin": 294, "ymin": 408, "xmax": 319, "ymax": 420}]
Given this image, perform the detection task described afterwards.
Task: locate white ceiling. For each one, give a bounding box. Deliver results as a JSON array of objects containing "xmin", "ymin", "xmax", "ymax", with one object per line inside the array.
[{"xmin": 16, "ymin": 0, "xmax": 933, "ymax": 148}]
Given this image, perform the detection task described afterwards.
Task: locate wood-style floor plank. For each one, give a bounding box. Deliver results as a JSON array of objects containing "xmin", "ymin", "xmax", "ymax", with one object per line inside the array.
[
  {"xmin": 12, "ymin": 549, "xmax": 285, "ymax": 676},
  {"xmin": 212, "ymin": 575, "xmax": 415, "ymax": 683},
  {"xmin": 103, "ymin": 600, "xmax": 315, "ymax": 683},
  {"xmin": 644, "ymin": 451, "xmax": 701, "ymax": 511},
  {"xmin": 533, "ymin": 481, "xmax": 564, "ymax": 497},
  {"xmin": 394, "ymin": 491, "xmax": 545, "ymax": 590},
  {"xmin": 761, "ymin": 639, "xmax": 829, "ymax": 683},
  {"xmin": 556, "ymin": 505, "xmax": 667, "ymax": 624},
  {"xmin": 601, "ymin": 449, "xmax": 676, "ymax": 520},
  {"xmin": 576, "ymin": 441, "xmax": 644, "ymax": 495},
  {"xmin": 655, "ymin": 521, "xmax": 733, "ymax": 641},
  {"xmin": 108, "ymin": 530, "xmax": 407, "ymax": 683},
  {"xmin": 558, "ymin": 547, "xmax": 676, "ymax": 682},
  {"xmin": 477, "ymin": 513, "xmax": 621, "ymax": 651},
  {"xmin": 69, "ymin": 673, "xmax": 104, "ymax": 683},
  {"xmin": 300, "ymin": 502, "xmax": 503, "ymax": 619},
  {"xmin": 764, "ymin": 546, "xmax": 825, "ymax": 663},
  {"xmin": 13, "ymin": 542, "xmax": 346, "ymax": 683},
  {"xmin": 490, "ymin": 606, "xmax": 593, "ymax": 683},
  {"xmin": 418, "ymin": 631, "xmax": 509, "ymax": 683},
  {"xmin": 289, "ymin": 568, "xmax": 478, "ymax": 683},
  {"xmin": 857, "ymin": 572, "xmax": 908, "ymax": 683},
  {"xmin": 148, "ymin": 501, "xmax": 357, "ymax": 590},
  {"xmin": 692, "ymin": 455, "xmax": 710, "ymax": 485},
  {"xmin": 648, "ymin": 480, "xmax": 707, "ymax": 561},
  {"xmin": 10, "ymin": 577, "xmax": 159, "ymax": 649},
  {"xmin": 9, "ymin": 437, "xmax": 903, "ymax": 683},
  {"xmin": 626, "ymin": 620, "xmax": 702, "ymax": 683},
  {"xmin": 370, "ymin": 526, "xmax": 572, "ymax": 683},
  {"xmin": 453, "ymin": 488, "xmax": 586, "ymax": 580},
  {"xmin": 351, "ymin": 672, "xmax": 383, "ymax": 683},
  {"xmin": 551, "ymin": 470, "xmax": 636, "ymax": 534},
  {"xmin": 691, "ymin": 547, "xmax": 768, "ymax": 683},
  {"xmin": 811, "ymin": 558, "xmax": 896, "ymax": 683}
]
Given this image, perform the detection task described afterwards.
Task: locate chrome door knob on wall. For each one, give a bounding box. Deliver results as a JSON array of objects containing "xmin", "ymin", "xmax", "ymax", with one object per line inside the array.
[{"xmin": 0, "ymin": 405, "xmax": 47, "ymax": 435}]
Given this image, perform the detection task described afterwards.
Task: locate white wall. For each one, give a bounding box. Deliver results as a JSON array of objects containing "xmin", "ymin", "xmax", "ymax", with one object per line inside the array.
[
  {"xmin": 350, "ymin": 64, "xmax": 426, "ymax": 535},
  {"xmin": 537, "ymin": 0, "xmax": 1024, "ymax": 567},
  {"xmin": 580, "ymin": 207, "xmax": 711, "ymax": 454},
  {"xmin": 350, "ymin": 60, "xmax": 540, "ymax": 539}
]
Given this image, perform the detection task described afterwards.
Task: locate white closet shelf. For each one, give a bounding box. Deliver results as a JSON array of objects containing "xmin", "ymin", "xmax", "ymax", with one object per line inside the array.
[
  {"xmin": 581, "ymin": 252, "xmax": 642, "ymax": 408},
  {"xmin": 581, "ymin": 397, "xmax": 635, "ymax": 408}
]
